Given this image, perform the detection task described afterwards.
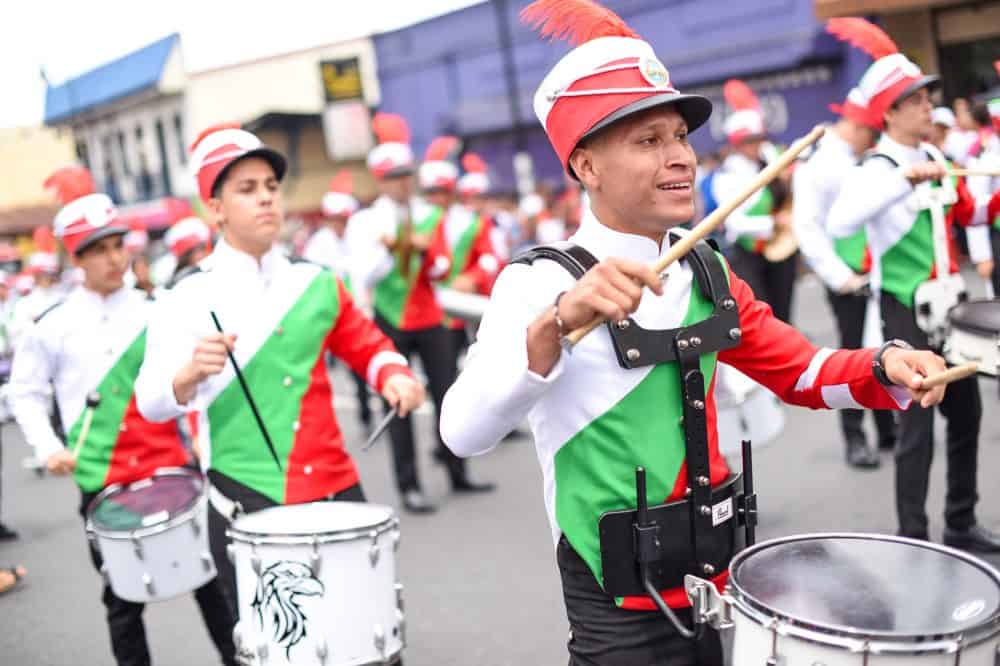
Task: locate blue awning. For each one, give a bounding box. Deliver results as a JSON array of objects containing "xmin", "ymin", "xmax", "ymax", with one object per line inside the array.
[{"xmin": 44, "ymin": 33, "xmax": 179, "ymax": 125}]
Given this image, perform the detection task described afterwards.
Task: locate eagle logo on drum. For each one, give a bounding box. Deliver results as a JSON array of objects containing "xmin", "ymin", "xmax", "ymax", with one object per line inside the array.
[{"xmin": 252, "ymin": 561, "xmax": 325, "ymax": 658}]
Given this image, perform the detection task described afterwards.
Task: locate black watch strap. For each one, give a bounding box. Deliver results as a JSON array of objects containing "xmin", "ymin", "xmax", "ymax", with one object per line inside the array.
[{"xmin": 873, "ymin": 339, "xmax": 913, "ymax": 387}]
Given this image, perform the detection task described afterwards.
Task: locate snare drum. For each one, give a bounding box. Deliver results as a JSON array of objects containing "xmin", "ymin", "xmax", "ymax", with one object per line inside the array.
[
  {"xmin": 86, "ymin": 467, "xmax": 215, "ymax": 603},
  {"xmin": 723, "ymin": 533, "xmax": 1000, "ymax": 665},
  {"xmin": 228, "ymin": 502, "xmax": 403, "ymax": 666},
  {"xmin": 946, "ymin": 299, "xmax": 1000, "ymax": 377}
]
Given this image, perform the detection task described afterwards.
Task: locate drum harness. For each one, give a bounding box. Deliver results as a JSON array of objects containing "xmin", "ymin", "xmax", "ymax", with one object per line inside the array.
[{"xmin": 512, "ymin": 235, "xmax": 758, "ymax": 640}]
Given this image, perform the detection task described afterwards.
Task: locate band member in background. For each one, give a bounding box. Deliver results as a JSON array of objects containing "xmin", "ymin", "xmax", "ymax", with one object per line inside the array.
[
  {"xmin": 9, "ymin": 187, "xmax": 237, "ymax": 666},
  {"xmin": 351, "ymin": 119, "xmax": 494, "ymax": 513},
  {"xmin": 713, "ymin": 79, "xmax": 798, "ymax": 323},
  {"xmin": 9, "ymin": 252, "xmax": 63, "ymax": 346},
  {"xmin": 134, "ymin": 124, "xmax": 426, "ymax": 611},
  {"xmin": 302, "ymin": 169, "xmax": 374, "ymax": 432},
  {"xmin": 828, "ymin": 18, "xmax": 1000, "ymax": 552},
  {"xmin": 965, "ymin": 97, "xmax": 1000, "ymax": 295},
  {"xmin": 164, "ymin": 216, "xmax": 213, "ymax": 288},
  {"xmin": 793, "ymin": 76, "xmax": 897, "ymax": 468},
  {"xmin": 442, "ymin": 3, "xmax": 947, "ymax": 663}
]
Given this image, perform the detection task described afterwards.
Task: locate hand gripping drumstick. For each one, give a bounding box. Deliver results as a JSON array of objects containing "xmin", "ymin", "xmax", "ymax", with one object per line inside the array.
[
  {"xmin": 564, "ymin": 124, "xmax": 826, "ymax": 346},
  {"xmin": 71, "ymin": 391, "xmax": 102, "ymax": 460},
  {"xmin": 209, "ymin": 311, "xmax": 283, "ymax": 471},
  {"xmin": 920, "ymin": 362, "xmax": 979, "ymax": 389}
]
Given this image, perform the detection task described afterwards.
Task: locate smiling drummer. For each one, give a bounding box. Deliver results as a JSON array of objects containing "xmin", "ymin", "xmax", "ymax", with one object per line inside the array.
[
  {"xmin": 440, "ymin": 2, "xmax": 949, "ymax": 664},
  {"xmin": 8, "ymin": 169, "xmax": 237, "ymax": 666},
  {"xmin": 133, "ymin": 124, "xmax": 425, "ymax": 615}
]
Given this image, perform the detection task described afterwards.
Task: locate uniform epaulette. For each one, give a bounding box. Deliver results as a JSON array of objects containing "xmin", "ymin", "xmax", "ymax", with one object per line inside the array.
[
  {"xmin": 289, "ymin": 256, "xmax": 328, "ymax": 270},
  {"xmin": 33, "ymin": 300, "xmax": 65, "ymax": 324}
]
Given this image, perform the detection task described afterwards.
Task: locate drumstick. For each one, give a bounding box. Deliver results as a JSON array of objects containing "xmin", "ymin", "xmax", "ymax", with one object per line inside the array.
[
  {"xmin": 362, "ymin": 406, "xmax": 398, "ymax": 452},
  {"xmin": 950, "ymin": 168, "xmax": 1000, "ymax": 178},
  {"xmin": 71, "ymin": 391, "xmax": 102, "ymax": 460},
  {"xmin": 920, "ymin": 362, "xmax": 979, "ymax": 389},
  {"xmin": 209, "ymin": 311, "xmax": 283, "ymax": 471},
  {"xmin": 564, "ymin": 124, "xmax": 826, "ymax": 346}
]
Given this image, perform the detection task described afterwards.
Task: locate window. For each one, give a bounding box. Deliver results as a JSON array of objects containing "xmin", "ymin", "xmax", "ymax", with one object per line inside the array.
[
  {"xmin": 174, "ymin": 113, "xmax": 186, "ymax": 164},
  {"xmin": 75, "ymin": 141, "xmax": 89, "ymax": 170},
  {"xmin": 117, "ymin": 131, "xmax": 130, "ymax": 176}
]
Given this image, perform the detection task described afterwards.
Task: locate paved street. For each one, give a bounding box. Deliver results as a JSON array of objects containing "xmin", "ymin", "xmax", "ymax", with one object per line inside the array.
[{"xmin": 2, "ymin": 274, "xmax": 999, "ymax": 665}]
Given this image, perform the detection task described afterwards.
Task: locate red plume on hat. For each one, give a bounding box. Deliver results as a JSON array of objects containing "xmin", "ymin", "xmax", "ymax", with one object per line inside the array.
[
  {"xmin": 521, "ymin": 0, "xmax": 640, "ymax": 46},
  {"xmin": 189, "ymin": 122, "xmax": 241, "ymax": 154},
  {"xmin": 723, "ymin": 80, "xmax": 760, "ymax": 112},
  {"xmin": 462, "ymin": 153, "xmax": 487, "ymax": 174},
  {"xmin": 44, "ymin": 166, "xmax": 95, "ymax": 206},
  {"xmin": 371, "ymin": 113, "xmax": 411, "ymax": 145},
  {"xmin": 32, "ymin": 226, "xmax": 56, "ymax": 253},
  {"xmin": 424, "ymin": 136, "xmax": 460, "ymax": 162},
  {"xmin": 826, "ymin": 18, "xmax": 898, "ymax": 60},
  {"xmin": 328, "ymin": 170, "xmax": 354, "ymax": 194}
]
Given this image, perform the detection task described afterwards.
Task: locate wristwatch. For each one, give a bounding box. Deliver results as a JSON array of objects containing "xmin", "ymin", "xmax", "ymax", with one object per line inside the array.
[{"xmin": 872, "ymin": 339, "xmax": 914, "ymax": 387}]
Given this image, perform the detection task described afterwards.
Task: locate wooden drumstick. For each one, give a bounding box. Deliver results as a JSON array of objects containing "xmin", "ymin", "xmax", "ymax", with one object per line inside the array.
[
  {"xmin": 950, "ymin": 168, "xmax": 1000, "ymax": 178},
  {"xmin": 920, "ymin": 362, "xmax": 979, "ymax": 389},
  {"xmin": 71, "ymin": 391, "xmax": 102, "ymax": 460},
  {"xmin": 564, "ymin": 124, "xmax": 826, "ymax": 346}
]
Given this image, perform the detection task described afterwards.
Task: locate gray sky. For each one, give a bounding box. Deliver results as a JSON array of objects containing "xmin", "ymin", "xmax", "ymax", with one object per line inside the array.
[{"xmin": 0, "ymin": 0, "xmax": 484, "ymax": 129}]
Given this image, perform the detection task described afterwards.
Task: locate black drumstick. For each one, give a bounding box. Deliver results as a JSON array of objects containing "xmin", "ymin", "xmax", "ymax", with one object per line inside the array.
[
  {"xmin": 210, "ymin": 311, "xmax": 282, "ymax": 471},
  {"xmin": 363, "ymin": 406, "xmax": 398, "ymax": 452}
]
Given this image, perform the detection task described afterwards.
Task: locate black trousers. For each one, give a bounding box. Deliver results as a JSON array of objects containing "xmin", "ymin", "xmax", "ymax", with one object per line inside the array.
[
  {"xmin": 79, "ymin": 490, "xmax": 237, "ymax": 666},
  {"xmin": 880, "ymin": 293, "xmax": 982, "ymax": 538},
  {"xmin": 558, "ymin": 537, "xmax": 722, "ymax": 666},
  {"xmin": 826, "ymin": 288, "xmax": 897, "ymax": 449},
  {"xmin": 373, "ymin": 314, "xmax": 464, "ymax": 491},
  {"xmin": 991, "ymin": 227, "xmax": 1000, "ymax": 297},
  {"xmin": 728, "ymin": 246, "xmax": 798, "ymax": 324},
  {"xmin": 206, "ymin": 471, "xmax": 366, "ymax": 618}
]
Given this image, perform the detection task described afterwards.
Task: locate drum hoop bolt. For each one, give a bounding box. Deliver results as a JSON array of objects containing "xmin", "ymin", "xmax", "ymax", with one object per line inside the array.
[
  {"xmin": 316, "ymin": 638, "xmax": 328, "ymax": 663},
  {"xmin": 142, "ymin": 572, "xmax": 155, "ymax": 597},
  {"xmin": 369, "ymin": 531, "xmax": 380, "ymax": 568},
  {"xmin": 373, "ymin": 624, "xmax": 387, "ymax": 657},
  {"xmin": 310, "ymin": 535, "xmax": 322, "ymax": 577},
  {"xmin": 131, "ymin": 535, "xmax": 144, "ymax": 561}
]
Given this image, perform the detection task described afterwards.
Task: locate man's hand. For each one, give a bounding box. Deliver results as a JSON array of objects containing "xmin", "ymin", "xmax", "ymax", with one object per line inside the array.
[
  {"xmin": 449, "ymin": 274, "xmax": 477, "ymax": 294},
  {"xmin": 904, "ymin": 161, "xmax": 947, "ymax": 186},
  {"xmin": 381, "ymin": 374, "xmax": 425, "ymax": 417},
  {"xmin": 46, "ymin": 450, "xmax": 76, "ymax": 475},
  {"xmin": 557, "ymin": 258, "xmax": 664, "ymax": 330},
  {"xmin": 838, "ymin": 273, "xmax": 869, "ymax": 295},
  {"xmin": 172, "ymin": 333, "xmax": 237, "ymax": 405},
  {"xmin": 773, "ymin": 209, "xmax": 792, "ymax": 230},
  {"xmin": 409, "ymin": 233, "xmax": 432, "ymax": 252},
  {"xmin": 882, "ymin": 346, "xmax": 948, "ymax": 408},
  {"xmin": 976, "ymin": 259, "xmax": 995, "ymax": 280}
]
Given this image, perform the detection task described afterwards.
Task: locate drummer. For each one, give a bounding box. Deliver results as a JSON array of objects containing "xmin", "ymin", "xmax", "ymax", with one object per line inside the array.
[
  {"xmin": 827, "ymin": 19, "xmax": 1000, "ymax": 552},
  {"xmin": 441, "ymin": 2, "xmax": 949, "ymax": 663},
  {"xmin": 792, "ymin": 81, "xmax": 897, "ymax": 468},
  {"xmin": 133, "ymin": 123, "xmax": 426, "ymax": 613},
  {"xmin": 8, "ymin": 170, "xmax": 238, "ymax": 666}
]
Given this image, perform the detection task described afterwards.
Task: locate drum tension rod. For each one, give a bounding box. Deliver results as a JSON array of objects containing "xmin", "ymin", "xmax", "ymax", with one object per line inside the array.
[{"xmin": 633, "ymin": 466, "xmax": 705, "ymax": 641}]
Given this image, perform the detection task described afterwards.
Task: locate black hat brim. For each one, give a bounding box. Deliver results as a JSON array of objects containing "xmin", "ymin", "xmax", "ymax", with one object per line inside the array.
[
  {"xmin": 212, "ymin": 145, "xmax": 288, "ymax": 197},
  {"xmin": 893, "ymin": 75, "xmax": 941, "ymax": 107},
  {"xmin": 581, "ymin": 92, "xmax": 713, "ymax": 144},
  {"xmin": 73, "ymin": 224, "xmax": 129, "ymax": 256}
]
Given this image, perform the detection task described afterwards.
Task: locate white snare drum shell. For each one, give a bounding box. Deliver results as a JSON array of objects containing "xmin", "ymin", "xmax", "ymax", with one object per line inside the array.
[{"xmin": 229, "ymin": 502, "xmax": 403, "ymax": 666}]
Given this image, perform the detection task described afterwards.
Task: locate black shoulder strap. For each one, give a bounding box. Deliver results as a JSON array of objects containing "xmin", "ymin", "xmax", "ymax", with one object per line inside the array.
[
  {"xmin": 166, "ymin": 265, "xmax": 203, "ymax": 290},
  {"xmin": 862, "ymin": 152, "xmax": 900, "ymax": 168},
  {"xmin": 34, "ymin": 300, "xmax": 65, "ymax": 324}
]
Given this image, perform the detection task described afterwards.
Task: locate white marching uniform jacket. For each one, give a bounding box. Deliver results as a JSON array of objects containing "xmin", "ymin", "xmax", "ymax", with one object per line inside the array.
[
  {"xmin": 302, "ymin": 226, "xmax": 354, "ymax": 281},
  {"xmin": 712, "ymin": 153, "xmax": 774, "ymax": 242}
]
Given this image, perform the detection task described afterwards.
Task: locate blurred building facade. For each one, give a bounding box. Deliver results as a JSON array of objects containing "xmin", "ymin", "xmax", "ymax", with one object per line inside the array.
[{"xmin": 0, "ymin": 126, "xmax": 75, "ymax": 240}]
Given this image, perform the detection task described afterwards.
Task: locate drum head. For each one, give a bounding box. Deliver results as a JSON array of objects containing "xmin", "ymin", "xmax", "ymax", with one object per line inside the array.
[
  {"xmin": 949, "ymin": 299, "xmax": 1000, "ymax": 335},
  {"xmin": 730, "ymin": 534, "xmax": 1000, "ymax": 637},
  {"xmin": 230, "ymin": 502, "xmax": 394, "ymax": 539},
  {"xmin": 90, "ymin": 469, "xmax": 204, "ymax": 532}
]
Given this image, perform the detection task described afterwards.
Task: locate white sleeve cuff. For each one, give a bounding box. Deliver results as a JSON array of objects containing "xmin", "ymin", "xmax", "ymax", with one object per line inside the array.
[{"xmin": 366, "ymin": 350, "xmax": 409, "ymax": 387}]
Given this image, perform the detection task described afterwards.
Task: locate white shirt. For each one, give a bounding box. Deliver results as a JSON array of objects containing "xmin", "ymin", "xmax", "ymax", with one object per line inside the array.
[
  {"xmin": 712, "ymin": 153, "xmax": 775, "ymax": 242},
  {"xmin": 302, "ymin": 226, "xmax": 354, "ymax": 278},
  {"xmin": 8, "ymin": 285, "xmax": 64, "ymax": 349},
  {"xmin": 792, "ymin": 130, "xmax": 862, "ymax": 291},
  {"xmin": 10, "ymin": 286, "xmax": 150, "ymax": 460}
]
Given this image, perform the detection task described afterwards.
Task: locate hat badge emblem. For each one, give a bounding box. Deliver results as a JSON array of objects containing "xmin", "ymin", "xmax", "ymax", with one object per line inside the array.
[{"xmin": 641, "ymin": 58, "xmax": 670, "ymax": 88}]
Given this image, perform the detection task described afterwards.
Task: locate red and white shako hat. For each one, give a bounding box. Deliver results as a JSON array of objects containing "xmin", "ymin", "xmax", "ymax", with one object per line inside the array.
[
  {"xmin": 26, "ymin": 251, "xmax": 59, "ymax": 276},
  {"xmin": 827, "ymin": 18, "xmax": 939, "ymax": 130},
  {"xmin": 165, "ymin": 217, "xmax": 212, "ymax": 258},
  {"xmin": 44, "ymin": 165, "xmax": 96, "ymax": 205},
  {"xmin": 418, "ymin": 136, "xmax": 461, "ymax": 192},
  {"xmin": 828, "ymin": 86, "xmax": 881, "ymax": 131},
  {"xmin": 124, "ymin": 217, "xmax": 149, "ymax": 254},
  {"xmin": 189, "ymin": 123, "xmax": 287, "ymax": 203},
  {"xmin": 523, "ymin": 0, "xmax": 711, "ymax": 177},
  {"xmin": 322, "ymin": 170, "xmax": 359, "ymax": 218},
  {"xmin": 53, "ymin": 193, "xmax": 127, "ymax": 256},
  {"xmin": 722, "ymin": 80, "xmax": 766, "ymax": 145},
  {"xmin": 458, "ymin": 153, "xmax": 490, "ymax": 197},
  {"xmin": 367, "ymin": 113, "xmax": 416, "ymax": 179}
]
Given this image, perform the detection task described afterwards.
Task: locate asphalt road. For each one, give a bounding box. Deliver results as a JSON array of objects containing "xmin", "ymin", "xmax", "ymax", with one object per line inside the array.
[{"xmin": 1, "ymin": 274, "xmax": 999, "ymax": 665}]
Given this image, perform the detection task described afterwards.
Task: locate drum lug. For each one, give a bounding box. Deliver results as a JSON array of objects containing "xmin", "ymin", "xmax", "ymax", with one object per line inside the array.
[
  {"xmin": 142, "ymin": 573, "xmax": 155, "ymax": 597},
  {"xmin": 395, "ymin": 582, "xmax": 404, "ymax": 612},
  {"xmin": 373, "ymin": 624, "xmax": 387, "ymax": 660},
  {"xmin": 131, "ymin": 535, "xmax": 144, "ymax": 560},
  {"xmin": 315, "ymin": 637, "xmax": 328, "ymax": 664},
  {"xmin": 190, "ymin": 515, "xmax": 201, "ymax": 537},
  {"xmin": 226, "ymin": 544, "xmax": 236, "ymax": 565},
  {"xmin": 392, "ymin": 524, "xmax": 401, "ymax": 553},
  {"xmin": 765, "ymin": 618, "xmax": 783, "ymax": 666},
  {"xmin": 251, "ymin": 543, "xmax": 261, "ymax": 575},
  {"xmin": 369, "ymin": 530, "xmax": 380, "ymax": 568},
  {"xmin": 396, "ymin": 608, "xmax": 407, "ymax": 647},
  {"xmin": 683, "ymin": 575, "xmax": 733, "ymax": 631},
  {"xmin": 201, "ymin": 552, "xmax": 214, "ymax": 572},
  {"xmin": 99, "ymin": 564, "xmax": 110, "ymax": 586},
  {"xmin": 310, "ymin": 536, "xmax": 322, "ymax": 577}
]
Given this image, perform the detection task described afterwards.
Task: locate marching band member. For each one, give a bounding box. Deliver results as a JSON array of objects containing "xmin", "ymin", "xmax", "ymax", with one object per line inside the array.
[
  {"xmin": 965, "ymin": 96, "xmax": 1000, "ymax": 294},
  {"xmin": 9, "ymin": 190, "xmax": 237, "ymax": 666},
  {"xmin": 351, "ymin": 119, "xmax": 493, "ymax": 513},
  {"xmin": 9, "ymin": 252, "xmax": 63, "ymax": 346},
  {"xmin": 133, "ymin": 123, "xmax": 426, "ymax": 610},
  {"xmin": 442, "ymin": 3, "xmax": 948, "ymax": 663},
  {"xmin": 163, "ymin": 216, "xmax": 213, "ymax": 288},
  {"xmin": 712, "ymin": 79, "xmax": 798, "ymax": 323},
  {"xmin": 458, "ymin": 152, "xmax": 506, "ymax": 292},
  {"xmin": 827, "ymin": 18, "xmax": 1000, "ymax": 551},
  {"xmin": 792, "ymin": 77, "xmax": 896, "ymax": 468}
]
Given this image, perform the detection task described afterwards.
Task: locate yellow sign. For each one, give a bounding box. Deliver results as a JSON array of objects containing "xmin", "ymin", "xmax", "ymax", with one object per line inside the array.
[{"xmin": 320, "ymin": 58, "xmax": 364, "ymax": 103}]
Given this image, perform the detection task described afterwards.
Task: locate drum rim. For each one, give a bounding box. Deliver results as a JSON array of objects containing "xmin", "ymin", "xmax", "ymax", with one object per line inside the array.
[
  {"xmin": 86, "ymin": 467, "xmax": 207, "ymax": 539},
  {"xmin": 948, "ymin": 299, "xmax": 1000, "ymax": 336},
  {"xmin": 728, "ymin": 532, "xmax": 1000, "ymax": 644},
  {"xmin": 227, "ymin": 501, "xmax": 398, "ymax": 545}
]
